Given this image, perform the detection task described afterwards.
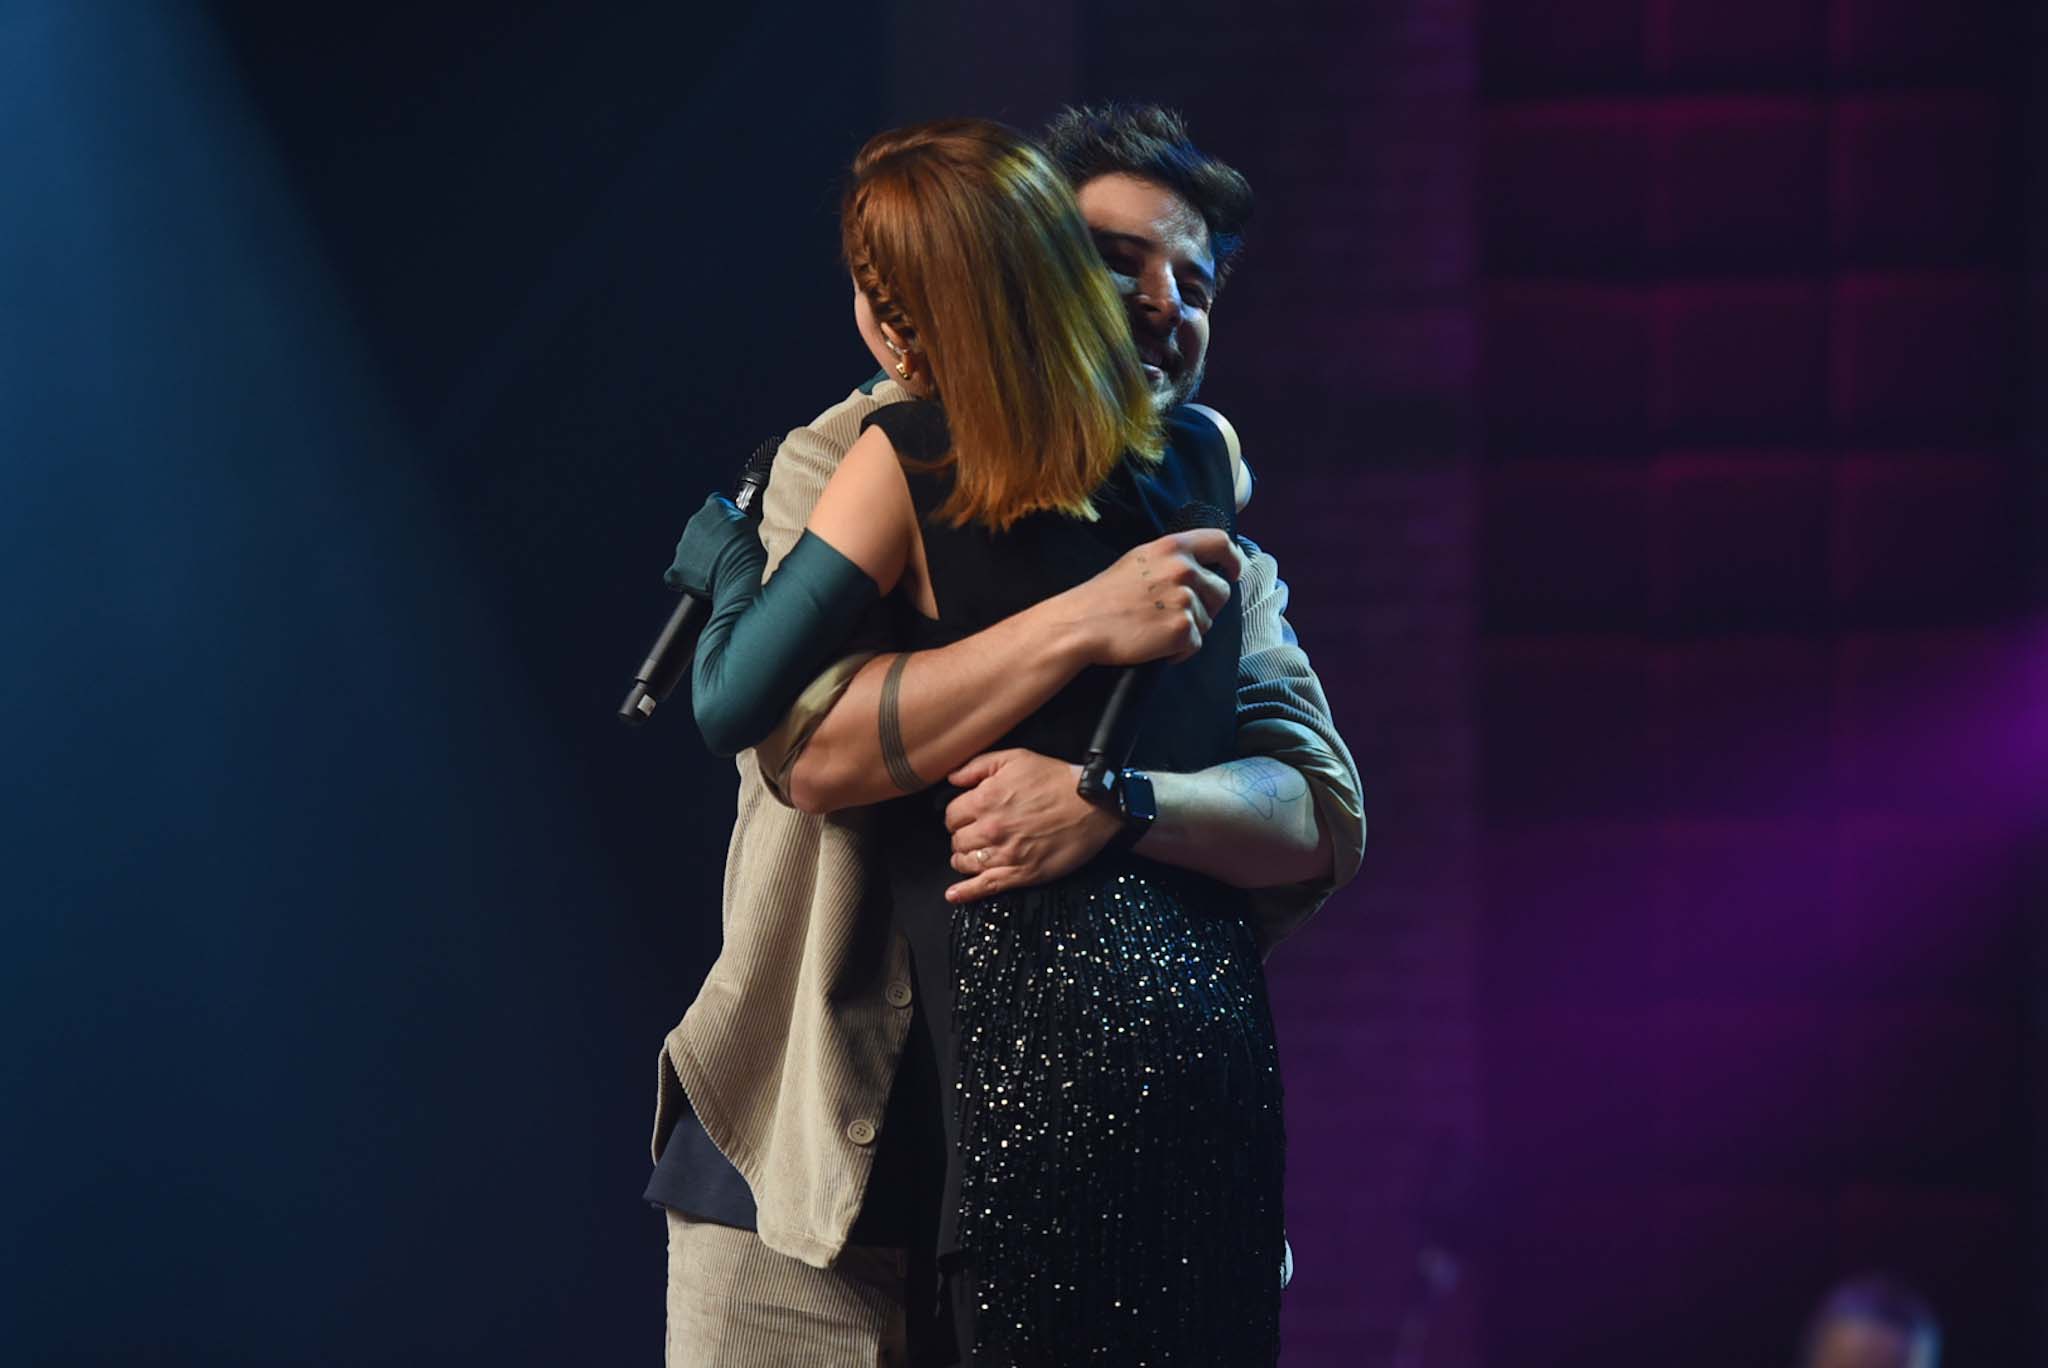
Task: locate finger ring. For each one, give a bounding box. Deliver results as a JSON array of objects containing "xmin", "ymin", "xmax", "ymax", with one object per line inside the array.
[{"xmin": 974, "ymin": 848, "xmax": 993, "ymax": 868}]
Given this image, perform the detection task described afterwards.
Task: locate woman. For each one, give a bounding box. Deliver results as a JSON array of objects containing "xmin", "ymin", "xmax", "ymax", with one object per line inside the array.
[{"xmin": 673, "ymin": 119, "xmax": 1283, "ymax": 1366}]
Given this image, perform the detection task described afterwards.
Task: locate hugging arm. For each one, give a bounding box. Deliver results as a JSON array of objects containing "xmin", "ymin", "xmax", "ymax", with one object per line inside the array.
[
  {"xmin": 674, "ymin": 426, "xmax": 916, "ymax": 757},
  {"xmin": 774, "ymin": 412, "xmax": 1253, "ymax": 812},
  {"xmin": 934, "ymin": 532, "xmax": 1360, "ymax": 929},
  {"xmin": 1227, "ymin": 532, "xmax": 1366, "ymax": 950},
  {"xmin": 773, "ymin": 528, "xmax": 1240, "ymax": 814},
  {"xmin": 933, "ymin": 745, "xmax": 1331, "ymax": 903},
  {"xmin": 763, "ymin": 424, "xmax": 1365, "ymax": 951}
]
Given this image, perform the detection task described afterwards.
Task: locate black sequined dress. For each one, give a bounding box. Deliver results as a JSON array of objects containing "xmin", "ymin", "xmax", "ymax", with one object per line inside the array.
[{"xmin": 862, "ymin": 401, "xmax": 1285, "ymax": 1367}]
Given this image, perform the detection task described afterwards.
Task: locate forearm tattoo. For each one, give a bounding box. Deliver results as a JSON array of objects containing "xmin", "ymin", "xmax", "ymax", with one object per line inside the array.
[
  {"xmin": 878, "ymin": 653, "xmax": 923, "ymax": 793},
  {"xmin": 1219, "ymin": 757, "xmax": 1308, "ymax": 820}
]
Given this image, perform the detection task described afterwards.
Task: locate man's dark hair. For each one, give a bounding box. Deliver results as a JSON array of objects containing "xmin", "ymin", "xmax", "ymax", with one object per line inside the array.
[{"xmin": 1041, "ymin": 103, "xmax": 1253, "ymax": 284}]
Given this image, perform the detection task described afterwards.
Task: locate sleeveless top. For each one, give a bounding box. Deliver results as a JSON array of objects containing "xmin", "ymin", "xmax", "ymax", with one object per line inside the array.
[{"xmin": 864, "ymin": 399, "xmax": 1244, "ymax": 787}]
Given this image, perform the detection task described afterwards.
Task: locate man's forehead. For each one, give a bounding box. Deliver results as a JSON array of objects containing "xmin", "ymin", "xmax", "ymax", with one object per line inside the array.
[{"xmin": 1076, "ymin": 174, "xmax": 1215, "ymax": 271}]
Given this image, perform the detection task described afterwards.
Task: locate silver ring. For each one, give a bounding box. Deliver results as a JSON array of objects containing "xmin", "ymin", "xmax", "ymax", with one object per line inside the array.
[{"xmin": 974, "ymin": 848, "xmax": 993, "ymax": 869}]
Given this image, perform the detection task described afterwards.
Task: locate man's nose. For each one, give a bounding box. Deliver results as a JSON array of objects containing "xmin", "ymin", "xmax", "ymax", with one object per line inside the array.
[{"xmin": 1132, "ymin": 267, "xmax": 1182, "ymax": 326}]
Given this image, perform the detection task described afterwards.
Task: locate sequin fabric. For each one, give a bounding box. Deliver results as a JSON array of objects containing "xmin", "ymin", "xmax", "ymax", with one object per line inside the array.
[{"xmin": 947, "ymin": 868, "xmax": 1285, "ymax": 1365}]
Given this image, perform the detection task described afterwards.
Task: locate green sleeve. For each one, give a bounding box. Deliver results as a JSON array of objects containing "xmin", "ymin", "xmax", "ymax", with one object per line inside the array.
[{"xmin": 692, "ymin": 530, "xmax": 881, "ymax": 757}]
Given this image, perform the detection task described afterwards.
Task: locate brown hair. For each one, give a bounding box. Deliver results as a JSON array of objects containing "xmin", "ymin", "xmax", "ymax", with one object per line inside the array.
[{"xmin": 843, "ymin": 119, "xmax": 1160, "ymax": 530}]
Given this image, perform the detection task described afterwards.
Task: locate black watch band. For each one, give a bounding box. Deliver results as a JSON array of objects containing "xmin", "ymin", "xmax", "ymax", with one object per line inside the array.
[{"xmin": 1101, "ymin": 768, "xmax": 1156, "ymax": 858}]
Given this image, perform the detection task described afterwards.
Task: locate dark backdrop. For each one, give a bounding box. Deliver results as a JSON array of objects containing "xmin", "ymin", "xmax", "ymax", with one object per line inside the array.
[
  {"xmin": 3, "ymin": 3, "xmax": 884, "ymax": 1361},
  {"xmin": 3, "ymin": 2, "xmax": 2039, "ymax": 1364}
]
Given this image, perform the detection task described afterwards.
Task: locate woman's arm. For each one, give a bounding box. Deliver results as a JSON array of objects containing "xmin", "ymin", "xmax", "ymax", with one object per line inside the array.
[
  {"xmin": 800, "ymin": 426, "xmax": 918, "ymax": 594},
  {"xmin": 682, "ymin": 426, "xmax": 919, "ymax": 756},
  {"xmin": 782, "ymin": 406, "xmax": 1252, "ymax": 813},
  {"xmin": 783, "ymin": 607, "xmax": 1098, "ymax": 814},
  {"xmin": 782, "ymin": 528, "xmax": 1242, "ymax": 813}
]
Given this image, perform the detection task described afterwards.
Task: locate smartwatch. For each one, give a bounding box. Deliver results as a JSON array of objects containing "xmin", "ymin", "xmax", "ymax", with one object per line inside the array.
[{"xmin": 1101, "ymin": 768, "xmax": 1156, "ymax": 858}]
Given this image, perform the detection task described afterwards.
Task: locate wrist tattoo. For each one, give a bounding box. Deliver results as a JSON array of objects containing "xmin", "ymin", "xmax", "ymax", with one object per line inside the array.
[
  {"xmin": 1220, "ymin": 757, "xmax": 1307, "ymax": 819},
  {"xmin": 878, "ymin": 653, "xmax": 922, "ymax": 793}
]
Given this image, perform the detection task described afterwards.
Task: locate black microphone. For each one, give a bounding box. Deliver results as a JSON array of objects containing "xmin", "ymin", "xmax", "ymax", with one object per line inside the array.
[
  {"xmin": 617, "ymin": 437, "xmax": 782, "ymax": 726},
  {"xmin": 1075, "ymin": 500, "xmax": 1233, "ymax": 800}
]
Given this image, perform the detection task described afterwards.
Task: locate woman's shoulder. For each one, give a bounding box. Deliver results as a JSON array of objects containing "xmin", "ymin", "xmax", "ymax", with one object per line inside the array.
[
  {"xmin": 858, "ymin": 398, "xmax": 951, "ymax": 464},
  {"xmin": 859, "ymin": 398, "xmax": 957, "ymax": 525}
]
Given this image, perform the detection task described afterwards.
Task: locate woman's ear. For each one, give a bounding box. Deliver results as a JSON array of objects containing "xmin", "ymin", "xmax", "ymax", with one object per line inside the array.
[{"xmin": 880, "ymin": 322, "xmax": 934, "ymax": 395}]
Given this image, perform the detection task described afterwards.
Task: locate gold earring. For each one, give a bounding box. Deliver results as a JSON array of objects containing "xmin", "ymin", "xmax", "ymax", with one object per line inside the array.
[{"xmin": 884, "ymin": 336, "xmax": 912, "ymax": 382}]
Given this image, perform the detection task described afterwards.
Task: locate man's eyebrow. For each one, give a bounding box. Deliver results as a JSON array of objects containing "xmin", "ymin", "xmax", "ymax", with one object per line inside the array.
[
  {"xmin": 1089, "ymin": 229, "xmax": 1217, "ymax": 287},
  {"xmin": 1089, "ymin": 229, "xmax": 1154, "ymax": 256}
]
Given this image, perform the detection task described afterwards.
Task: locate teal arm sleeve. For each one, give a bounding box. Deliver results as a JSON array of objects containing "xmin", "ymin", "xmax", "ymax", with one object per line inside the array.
[{"xmin": 691, "ymin": 529, "xmax": 882, "ymax": 757}]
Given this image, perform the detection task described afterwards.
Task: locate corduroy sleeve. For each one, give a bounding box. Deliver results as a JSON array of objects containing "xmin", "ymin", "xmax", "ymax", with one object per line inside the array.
[
  {"xmin": 1232, "ymin": 534, "xmax": 1366, "ymax": 956},
  {"xmin": 749, "ymin": 380, "xmax": 903, "ymax": 799}
]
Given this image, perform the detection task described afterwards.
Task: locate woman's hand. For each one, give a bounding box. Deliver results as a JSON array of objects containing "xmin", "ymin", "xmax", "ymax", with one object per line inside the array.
[
  {"xmin": 665, "ymin": 494, "xmax": 767, "ymax": 599},
  {"xmin": 1054, "ymin": 529, "xmax": 1244, "ymax": 668},
  {"xmin": 941, "ymin": 750, "xmax": 1122, "ymax": 902}
]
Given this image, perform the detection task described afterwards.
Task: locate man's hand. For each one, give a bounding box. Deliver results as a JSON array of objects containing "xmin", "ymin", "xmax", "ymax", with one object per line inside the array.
[
  {"xmin": 942, "ymin": 750, "xmax": 1121, "ymax": 902},
  {"xmin": 1054, "ymin": 529, "xmax": 1244, "ymax": 668}
]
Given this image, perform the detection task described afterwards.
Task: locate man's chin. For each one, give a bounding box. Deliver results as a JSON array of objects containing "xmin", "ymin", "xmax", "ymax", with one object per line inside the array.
[{"xmin": 1150, "ymin": 371, "xmax": 1201, "ymax": 415}]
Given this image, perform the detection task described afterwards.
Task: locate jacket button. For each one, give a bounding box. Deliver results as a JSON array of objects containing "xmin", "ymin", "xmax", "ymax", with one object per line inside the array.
[
  {"xmin": 846, "ymin": 1118, "xmax": 877, "ymax": 1146},
  {"xmin": 885, "ymin": 980, "xmax": 913, "ymax": 1009}
]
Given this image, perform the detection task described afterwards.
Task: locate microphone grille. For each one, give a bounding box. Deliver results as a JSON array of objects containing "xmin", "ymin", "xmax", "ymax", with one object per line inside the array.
[
  {"xmin": 731, "ymin": 436, "xmax": 783, "ymax": 514},
  {"xmin": 1168, "ymin": 499, "xmax": 1231, "ymax": 534},
  {"xmin": 741, "ymin": 436, "xmax": 781, "ymax": 486}
]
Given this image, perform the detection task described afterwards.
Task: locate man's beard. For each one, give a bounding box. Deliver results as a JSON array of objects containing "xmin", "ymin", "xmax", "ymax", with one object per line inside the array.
[{"xmin": 1148, "ymin": 358, "xmax": 1204, "ymax": 414}]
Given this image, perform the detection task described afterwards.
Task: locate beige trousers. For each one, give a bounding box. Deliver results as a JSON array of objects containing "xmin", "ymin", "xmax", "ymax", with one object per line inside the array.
[{"xmin": 663, "ymin": 1210, "xmax": 909, "ymax": 1367}]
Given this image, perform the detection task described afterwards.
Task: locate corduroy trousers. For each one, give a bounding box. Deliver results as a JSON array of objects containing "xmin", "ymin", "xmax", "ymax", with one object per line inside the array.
[{"xmin": 663, "ymin": 1210, "xmax": 910, "ymax": 1367}]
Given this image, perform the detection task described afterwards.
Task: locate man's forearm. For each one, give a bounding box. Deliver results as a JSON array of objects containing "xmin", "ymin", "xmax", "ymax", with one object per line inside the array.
[
  {"xmin": 1138, "ymin": 757, "xmax": 1333, "ymax": 889},
  {"xmin": 784, "ymin": 598, "xmax": 1092, "ymax": 813},
  {"xmin": 935, "ymin": 749, "xmax": 1333, "ymax": 902}
]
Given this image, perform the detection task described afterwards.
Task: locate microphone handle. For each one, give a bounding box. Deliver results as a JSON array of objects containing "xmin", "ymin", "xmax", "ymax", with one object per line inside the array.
[
  {"xmin": 1076, "ymin": 500, "xmax": 1232, "ymax": 795},
  {"xmin": 618, "ymin": 594, "xmax": 705, "ymax": 724},
  {"xmin": 1076, "ymin": 662, "xmax": 1158, "ymax": 801},
  {"xmin": 618, "ymin": 446, "xmax": 778, "ymax": 726}
]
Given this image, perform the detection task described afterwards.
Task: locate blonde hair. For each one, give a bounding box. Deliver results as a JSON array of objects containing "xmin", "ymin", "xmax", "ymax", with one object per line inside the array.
[{"xmin": 843, "ymin": 119, "xmax": 1161, "ymax": 531}]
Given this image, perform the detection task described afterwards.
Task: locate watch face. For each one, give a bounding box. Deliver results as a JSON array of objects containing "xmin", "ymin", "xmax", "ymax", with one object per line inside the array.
[{"xmin": 1119, "ymin": 770, "xmax": 1157, "ymax": 824}]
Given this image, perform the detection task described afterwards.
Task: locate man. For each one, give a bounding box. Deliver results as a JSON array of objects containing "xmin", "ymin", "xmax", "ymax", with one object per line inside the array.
[{"xmin": 648, "ymin": 104, "xmax": 1365, "ymax": 1365}]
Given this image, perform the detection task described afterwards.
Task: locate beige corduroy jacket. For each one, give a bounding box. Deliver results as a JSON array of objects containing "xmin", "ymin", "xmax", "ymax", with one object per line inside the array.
[{"xmin": 653, "ymin": 379, "xmax": 1365, "ymax": 1269}]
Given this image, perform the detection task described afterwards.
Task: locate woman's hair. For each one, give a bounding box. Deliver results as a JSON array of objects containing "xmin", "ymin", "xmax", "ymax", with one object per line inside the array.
[{"xmin": 842, "ymin": 119, "xmax": 1160, "ymax": 531}]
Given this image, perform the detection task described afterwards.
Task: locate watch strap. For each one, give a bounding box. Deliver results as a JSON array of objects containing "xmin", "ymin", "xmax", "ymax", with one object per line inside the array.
[{"xmin": 1101, "ymin": 768, "xmax": 1156, "ymax": 858}]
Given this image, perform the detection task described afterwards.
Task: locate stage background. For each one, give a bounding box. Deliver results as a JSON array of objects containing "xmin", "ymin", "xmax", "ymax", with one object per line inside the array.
[{"xmin": 2, "ymin": 1, "xmax": 2038, "ymax": 1363}]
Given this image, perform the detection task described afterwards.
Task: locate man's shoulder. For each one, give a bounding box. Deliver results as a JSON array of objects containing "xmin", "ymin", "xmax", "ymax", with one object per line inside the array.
[
  {"xmin": 1156, "ymin": 402, "xmax": 1249, "ymax": 520},
  {"xmin": 1173, "ymin": 403, "xmax": 1241, "ymax": 461},
  {"xmin": 759, "ymin": 378, "xmax": 913, "ymax": 551},
  {"xmin": 792, "ymin": 375, "xmax": 910, "ymax": 449}
]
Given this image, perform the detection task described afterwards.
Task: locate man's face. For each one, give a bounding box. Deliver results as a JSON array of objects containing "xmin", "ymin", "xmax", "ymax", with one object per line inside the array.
[{"xmin": 1075, "ymin": 173, "xmax": 1217, "ymax": 414}]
